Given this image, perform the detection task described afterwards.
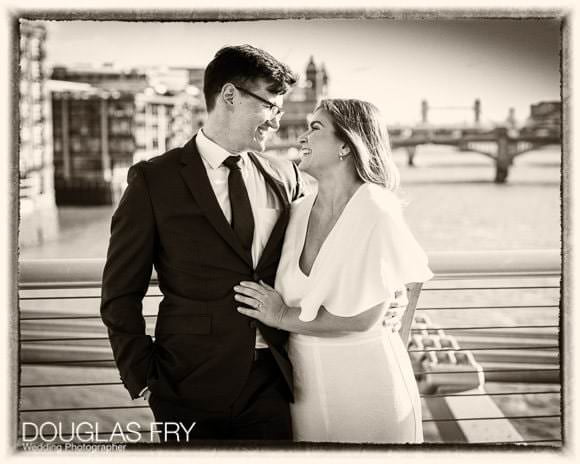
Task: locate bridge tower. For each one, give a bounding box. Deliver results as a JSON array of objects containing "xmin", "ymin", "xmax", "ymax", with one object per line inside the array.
[
  {"xmin": 474, "ymin": 99, "xmax": 481, "ymax": 124},
  {"xmin": 506, "ymin": 107, "xmax": 517, "ymax": 128}
]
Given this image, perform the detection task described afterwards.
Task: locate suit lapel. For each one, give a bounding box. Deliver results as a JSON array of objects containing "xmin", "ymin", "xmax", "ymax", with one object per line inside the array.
[
  {"xmin": 179, "ymin": 137, "xmax": 252, "ymax": 267},
  {"xmin": 248, "ymin": 152, "xmax": 291, "ymax": 272}
]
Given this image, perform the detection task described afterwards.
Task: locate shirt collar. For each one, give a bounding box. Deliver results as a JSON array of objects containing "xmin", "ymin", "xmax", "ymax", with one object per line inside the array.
[{"xmin": 196, "ymin": 128, "xmax": 248, "ymax": 170}]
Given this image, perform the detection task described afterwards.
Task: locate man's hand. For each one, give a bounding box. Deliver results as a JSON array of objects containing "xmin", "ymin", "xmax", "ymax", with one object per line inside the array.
[{"xmin": 384, "ymin": 287, "xmax": 408, "ymax": 332}]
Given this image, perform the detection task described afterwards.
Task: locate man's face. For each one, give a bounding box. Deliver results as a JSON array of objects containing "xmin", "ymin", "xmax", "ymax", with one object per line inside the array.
[{"xmin": 230, "ymin": 79, "xmax": 285, "ymax": 153}]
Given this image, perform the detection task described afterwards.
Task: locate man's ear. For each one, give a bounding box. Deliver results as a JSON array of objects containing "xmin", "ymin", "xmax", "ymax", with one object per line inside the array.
[{"xmin": 221, "ymin": 83, "xmax": 236, "ymax": 106}]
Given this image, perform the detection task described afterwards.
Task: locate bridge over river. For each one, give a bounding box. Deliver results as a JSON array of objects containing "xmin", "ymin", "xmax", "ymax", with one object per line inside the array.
[
  {"xmin": 268, "ymin": 125, "xmax": 560, "ymax": 184},
  {"xmin": 268, "ymin": 99, "xmax": 561, "ymax": 184}
]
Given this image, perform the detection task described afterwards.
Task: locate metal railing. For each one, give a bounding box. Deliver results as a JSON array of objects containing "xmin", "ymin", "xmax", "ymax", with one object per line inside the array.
[{"xmin": 18, "ymin": 250, "xmax": 562, "ymax": 447}]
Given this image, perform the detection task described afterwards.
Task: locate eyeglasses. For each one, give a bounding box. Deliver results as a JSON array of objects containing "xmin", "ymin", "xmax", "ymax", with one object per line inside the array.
[{"xmin": 234, "ymin": 85, "xmax": 284, "ymax": 119}]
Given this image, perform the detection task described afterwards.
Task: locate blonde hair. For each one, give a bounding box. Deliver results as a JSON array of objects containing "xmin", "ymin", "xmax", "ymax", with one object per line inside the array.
[{"xmin": 318, "ymin": 99, "xmax": 400, "ymax": 191}]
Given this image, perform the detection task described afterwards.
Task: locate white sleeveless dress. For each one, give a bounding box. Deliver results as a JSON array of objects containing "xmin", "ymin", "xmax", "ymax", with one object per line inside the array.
[{"xmin": 275, "ymin": 183, "xmax": 433, "ymax": 443}]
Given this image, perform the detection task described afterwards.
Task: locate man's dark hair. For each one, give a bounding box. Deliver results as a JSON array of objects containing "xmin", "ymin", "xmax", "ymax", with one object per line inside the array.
[{"xmin": 203, "ymin": 44, "xmax": 297, "ymax": 112}]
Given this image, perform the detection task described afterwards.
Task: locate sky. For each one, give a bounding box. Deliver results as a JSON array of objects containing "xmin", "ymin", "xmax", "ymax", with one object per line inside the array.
[{"xmin": 37, "ymin": 18, "xmax": 561, "ymax": 126}]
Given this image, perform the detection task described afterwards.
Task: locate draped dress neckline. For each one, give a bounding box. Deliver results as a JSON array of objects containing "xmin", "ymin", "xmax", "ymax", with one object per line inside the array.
[{"xmin": 297, "ymin": 183, "xmax": 367, "ymax": 278}]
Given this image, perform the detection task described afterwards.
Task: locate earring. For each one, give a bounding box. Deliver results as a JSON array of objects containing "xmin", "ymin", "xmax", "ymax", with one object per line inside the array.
[{"xmin": 338, "ymin": 151, "xmax": 346, "ymax": 161}]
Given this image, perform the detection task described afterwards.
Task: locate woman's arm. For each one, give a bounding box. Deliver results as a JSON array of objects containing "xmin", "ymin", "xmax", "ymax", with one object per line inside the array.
[
  {"xmin": 234, "ymin": 281, "xmax": 386, "ymax": 335},
  {"xmin": 280, "ymin": 302, "xmax": 385, "ymax": 336}
]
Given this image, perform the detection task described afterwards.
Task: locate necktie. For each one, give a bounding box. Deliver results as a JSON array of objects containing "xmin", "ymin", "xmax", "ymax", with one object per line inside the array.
[{"xmin": 223, "ymin": 155, "xmax": 255, "ymax": 251}]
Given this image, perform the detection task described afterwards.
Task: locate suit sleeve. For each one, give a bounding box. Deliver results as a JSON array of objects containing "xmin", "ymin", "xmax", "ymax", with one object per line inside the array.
[
  {"xmin": 100, "ymin": 162, "xmax": 157, "ymax": 399},
  {"xmin": 268, "ymin": 157, "xmax": 306, "ymax": 202}
]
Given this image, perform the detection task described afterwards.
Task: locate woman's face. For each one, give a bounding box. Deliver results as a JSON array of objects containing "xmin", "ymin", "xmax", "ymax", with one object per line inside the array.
[{"xmin": 297, "ymin": 108, "xmax": 345, "ymax": 178}]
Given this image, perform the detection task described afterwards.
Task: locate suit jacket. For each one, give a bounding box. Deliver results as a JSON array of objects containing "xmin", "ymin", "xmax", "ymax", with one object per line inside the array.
[{"xmin": 100, "ymin": 136, "xmax": 303, "ymax": 411}]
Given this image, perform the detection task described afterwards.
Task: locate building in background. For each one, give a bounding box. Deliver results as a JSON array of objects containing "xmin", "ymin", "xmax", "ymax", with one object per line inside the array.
[
  {"xmin": 50, "ymin": 83, "xmax": 136, "ymax": 205},
  {"xmin": 171, "ymin": 88, "xmax": 206, "ymax": 147},
  {"xmin": 133, "ymin": 66, "xmax": 205, "ymax": 162},
  {"xmin": 19, "ymin": 22, "xmax": 58, "ymax": 247},
  {"xmin": 49, "ymin": 64, "xmax": 205, "ymax": 204},
  {"xmin": 278, "ymin": 57, "xmax": 328, "ymax": 142},
  {"xmin": 51, "ymin": 63, "xmax": 149, "ymax": 94},
  {"xmin": 266, "ymin": 56, "xmax": 329, "ymax": 159},
  {"xmin": 521, "ymin": 101, "xmax": 561, "ymax": 137},
  {"xmin": 133, "ymin": 86, "xmax": 204, "ymax": 163}
]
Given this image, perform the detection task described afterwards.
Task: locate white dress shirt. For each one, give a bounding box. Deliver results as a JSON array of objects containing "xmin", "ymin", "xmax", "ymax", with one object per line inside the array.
[{"xmin": 196, "ymin": 128, "xmax": 281, "ymax": 349}]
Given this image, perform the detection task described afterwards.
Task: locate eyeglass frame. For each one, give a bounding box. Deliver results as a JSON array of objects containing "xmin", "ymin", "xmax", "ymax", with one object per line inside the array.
[{"xmin": 233, "ymin": 85, "xmax": 284, "ymax": 118}]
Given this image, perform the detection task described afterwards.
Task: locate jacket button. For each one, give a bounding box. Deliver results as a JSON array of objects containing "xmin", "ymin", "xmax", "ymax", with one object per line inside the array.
[
  {"xmin": 249, "ymin": 321, "xmax": 257, "ymax": 329},
  {"xmin": 253, "ymin": 272, "xmax": 260, "ymax": 281}
]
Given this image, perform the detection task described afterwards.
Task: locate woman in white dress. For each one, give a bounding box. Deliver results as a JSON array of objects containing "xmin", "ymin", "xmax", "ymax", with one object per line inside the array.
[{"xmin": 235, "ymin": 99, "xmax": 433, "ymax": 444}]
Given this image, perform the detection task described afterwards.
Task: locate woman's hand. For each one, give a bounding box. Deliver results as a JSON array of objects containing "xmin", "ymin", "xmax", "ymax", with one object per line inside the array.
[
  {"xmin": 234, "ymin": 280, "xmax": 288, "ymax": 328},
  {"xmin": 383, "ymin": 288, "xmax": 408, "ymax": 332}
]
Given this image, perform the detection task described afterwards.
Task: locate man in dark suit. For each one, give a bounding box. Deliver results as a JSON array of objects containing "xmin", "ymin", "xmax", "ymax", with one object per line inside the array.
[{"xmin": 100, "ymin": 45, "xmax": 301, "ymax": 442}]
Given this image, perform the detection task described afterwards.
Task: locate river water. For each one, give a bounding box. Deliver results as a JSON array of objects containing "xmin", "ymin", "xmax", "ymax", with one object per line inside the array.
[{"xmin": 19, "ymin": 144, "xmax": 561, "ymax": 258}]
